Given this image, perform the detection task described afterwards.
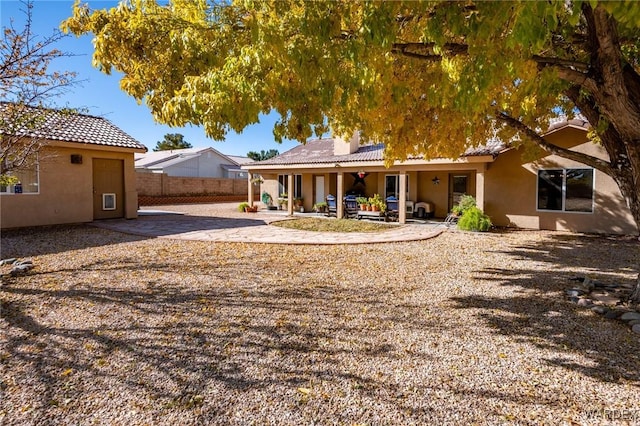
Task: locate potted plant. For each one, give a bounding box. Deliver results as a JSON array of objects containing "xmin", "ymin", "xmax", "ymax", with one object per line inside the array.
[
  {"xmin": 368, "ymin": 194, "xmax": 385, "ymax": 213},
  {"xmin": 277, "ymin": 193, "xmax": 288, "ymax": 210},
  {"xmin": 313, "ymin": 201, "xmax": 328, "ymax": 213},
  {"xmin": 356, "ymin": 196, "xmax": 368, "ymax": 210}
]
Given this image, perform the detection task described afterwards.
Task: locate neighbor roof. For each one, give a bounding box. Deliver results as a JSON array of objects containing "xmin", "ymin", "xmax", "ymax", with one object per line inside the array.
[
  {"xmin": 0, "ymin": 102, "xmax": 147, "ymax": 151},
  {"xmin": 249, "ymin": 138, "xmax": 506, "ymax": 167},
  {"xmin": 135, "ymin": 146, "xmax": 245, "ymax": 170}
]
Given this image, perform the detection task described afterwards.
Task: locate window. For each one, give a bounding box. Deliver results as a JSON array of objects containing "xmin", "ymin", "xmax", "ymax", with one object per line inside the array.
[
  {"xmin": 278, "ymin": 174, "xmax": 302, "ymax": 198},
  {"xmin": 0, "ymin": 163, "xmax": 39, "ymax": 194},
  {"xmin": 537, "ymin": 168, "xmax": 593, "ymax": 213},
  {"xmin": 385, "ymin": 175, "xmax": 409, "ymax": 199}
]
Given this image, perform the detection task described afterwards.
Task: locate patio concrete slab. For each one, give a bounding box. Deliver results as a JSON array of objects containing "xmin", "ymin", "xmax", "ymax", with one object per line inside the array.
[{"xmin": 90, "ymin": 208, "xmax": 446, "ymax": 244}]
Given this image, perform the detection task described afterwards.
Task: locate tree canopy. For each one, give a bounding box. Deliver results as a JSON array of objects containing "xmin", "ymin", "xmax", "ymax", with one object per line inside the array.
[
  {"xmin": 247, "ymin": 149, "xmax": 279, "ymax": 161},
  {"xmin": 63, "ymin": 1, "xmax": 640, "ymax": 300},
  {"xmin": 153, "ymin": 133, "xmax": 192, "ymax": 151}
]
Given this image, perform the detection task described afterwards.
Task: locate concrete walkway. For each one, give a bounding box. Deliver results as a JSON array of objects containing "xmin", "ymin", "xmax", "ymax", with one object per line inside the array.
[{"xmin": 90, "ymin": 205, "xmax": 447, "ymax": 245}]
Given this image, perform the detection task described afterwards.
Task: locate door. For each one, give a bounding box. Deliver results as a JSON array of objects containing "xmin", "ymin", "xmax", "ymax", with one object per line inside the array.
[
  {"xmin": 315, "ymin": 175, "xmax": 325, "ymax": 204},
  {"xmin": 449, "ymin": 173, "xmax": 469, "ymax": 211},
  {"xmin": 93, "ymin": 158, "xmax": 124, "ymax": 220}
]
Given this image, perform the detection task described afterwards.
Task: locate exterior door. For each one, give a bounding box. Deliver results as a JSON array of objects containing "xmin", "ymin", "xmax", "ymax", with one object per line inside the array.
[
  {"xmin": 315, "ymin": 175, "xmax": 325, "ymax": 204},
  {"xmin": 449, "ymin": 173, "xmax": 469, "ymax": 211},
  {"xmin": 93, "ymin": 158, "xmax": 124, "ymax": 220}
]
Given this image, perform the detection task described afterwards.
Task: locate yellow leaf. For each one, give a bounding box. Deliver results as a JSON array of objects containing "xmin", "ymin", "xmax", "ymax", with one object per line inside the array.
[
  {"xmin": 60, "ymin": 368, "xmax": 73, "ymax": 377},
  {"xmin": 297, "ymin": 387, "xmax": 311, "ymax": 395}
]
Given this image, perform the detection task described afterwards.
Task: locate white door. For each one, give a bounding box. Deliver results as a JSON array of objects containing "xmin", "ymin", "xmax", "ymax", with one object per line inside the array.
[{"xmin": 315, "ymin": 176, "xmax": 325, "ymax": 204}]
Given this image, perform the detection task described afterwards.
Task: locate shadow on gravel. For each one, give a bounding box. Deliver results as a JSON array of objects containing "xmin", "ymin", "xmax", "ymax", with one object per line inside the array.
[
  {"xmin": 1, "ymin": 224, "xmax": 148, "ymax": 257},
  {"xmin": 1, "ymin": 261, "xmax": 447, "ymax": 424},
  {"xmin": 452, "ymin": 232, "xmax": 640, "ymax": 386}
]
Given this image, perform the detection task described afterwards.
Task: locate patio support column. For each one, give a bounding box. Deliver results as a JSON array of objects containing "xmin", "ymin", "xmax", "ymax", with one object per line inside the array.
[
  {"xmin": 475, "ymin": 165, "xmax": 486, "ymax": 211},
  {"xmin": 287, "ymin": 173, "xmax": 294, "ymax": 216},
  {"xmin": 399, "ymin": 172, "xmax": 407, "ymax": 224},
  {"xmin": 247, "ymin": 172, "xmax": 254, "ymax": 206},
  {"xmin": 337, "ymin": 171, "xmax": 344, "ymax": 218}
]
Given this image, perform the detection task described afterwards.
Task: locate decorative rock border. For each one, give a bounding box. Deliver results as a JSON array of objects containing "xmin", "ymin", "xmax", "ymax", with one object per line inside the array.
[
  {"xmin": 0, "ymin": 258, "xmax": 35, "ymax": 279},
  {"xmin": 566, "ymin": 276, "xmax": 640, "ymax": 335}
]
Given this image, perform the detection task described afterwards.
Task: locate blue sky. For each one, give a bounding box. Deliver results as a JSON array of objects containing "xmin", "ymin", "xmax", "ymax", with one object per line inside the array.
[{"xmin": 1, "ymin": 0, "xmax": 301, "ymax": 156}]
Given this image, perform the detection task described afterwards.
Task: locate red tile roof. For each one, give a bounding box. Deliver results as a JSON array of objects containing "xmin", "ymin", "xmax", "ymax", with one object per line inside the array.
[{"xmin": 1, "ymin": 103, "xmax": 147, "ymax": 151}]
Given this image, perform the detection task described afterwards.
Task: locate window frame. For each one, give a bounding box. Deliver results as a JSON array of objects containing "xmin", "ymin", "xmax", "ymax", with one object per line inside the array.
[
  {"xmin": 278, "ymin": 174, "xmax": 302, "ymax": 198},
  {"xmin": 0, "ymin": 159, "xmax": 40, "ymax": 195},
  {"xmin": 536, "ymin": 168, "xmax": 594, "ymax": 214},
  {"xmin": 384, "ymin": 174, "xmax": 409, "ymax": 199}
]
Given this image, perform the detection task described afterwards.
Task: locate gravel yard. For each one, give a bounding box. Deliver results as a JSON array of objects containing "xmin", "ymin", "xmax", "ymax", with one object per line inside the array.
[{"xmin": 1, "ymin": 213, "xmax": 639, "ymax": 425}]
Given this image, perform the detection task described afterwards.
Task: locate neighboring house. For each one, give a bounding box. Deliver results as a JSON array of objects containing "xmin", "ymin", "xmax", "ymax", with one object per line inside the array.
[
  {"xmin": 0, "ymin": 104, "xmax": 147, "ymax": 229},
  {"xmin": 135, "ymin": 147, "xmax": 252, "ymax": 179},
  {"xmin": 243, "ymin": 120, "xmax": 637, "ymax": 235}
]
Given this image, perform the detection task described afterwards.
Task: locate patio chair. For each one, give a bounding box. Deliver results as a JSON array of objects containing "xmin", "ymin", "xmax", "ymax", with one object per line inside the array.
[
  {"xmin": 385, "ymin": 196, "xmax": 399, "ymax": 222},
  {"xmin": 343, "ymin": 195, "xmax": 358, "ymax": 219},
  {"xmin": 326, "ymin": 194, "xmax": 337, "ymax": 217}
]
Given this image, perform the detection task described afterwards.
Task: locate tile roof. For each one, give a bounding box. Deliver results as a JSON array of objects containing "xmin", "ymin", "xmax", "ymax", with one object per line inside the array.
[
  {"xmin": 251, "ymin": 137, "xmax": 506, "ymax": 167},
  {"xmin": 0, "ymin": 103, "xmax": 147, "ymax": 151}
]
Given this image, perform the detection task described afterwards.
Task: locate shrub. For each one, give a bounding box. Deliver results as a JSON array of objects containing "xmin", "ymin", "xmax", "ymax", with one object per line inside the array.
[
  {"xmin": 237, "ymin": 202, "xmax": 250, "ymax": 212},
  {"xmin": 451, "ymin": 194, "xmax": 476, "ymax": 214},
  {"xmin": 457, "ymin": 206, "xmax": 492, "ymax": 232}
]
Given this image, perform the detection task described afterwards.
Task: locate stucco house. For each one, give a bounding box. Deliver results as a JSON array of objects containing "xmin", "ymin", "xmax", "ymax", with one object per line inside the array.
[
  {"xmin": 135, "ymin": 147, "xmax": 252, "ymax": 179},
  {"xmin": 1, "ymin": 104, "xmax": 147, "ymax": 229},
  {"xmin": 243, "ymin": 120, "xmax": 637, "ymax": 235}
]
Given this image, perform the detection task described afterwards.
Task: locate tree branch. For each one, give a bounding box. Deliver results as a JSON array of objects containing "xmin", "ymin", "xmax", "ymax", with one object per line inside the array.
[
  {"xmin": 390, "ymin": 42, "xmax": 468, "ymax": 60},
  {"xmin": 531, "ymin": 55, "xmax": 589, "ymax": 71},
  {"xmin": 495, "ymin": 111, "xmax": 614, "ymax": 176}
]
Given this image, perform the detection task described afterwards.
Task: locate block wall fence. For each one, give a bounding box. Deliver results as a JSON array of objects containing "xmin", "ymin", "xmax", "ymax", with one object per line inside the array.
[{"xmin": 136, "ymin": 172, "xmax": 259, "ymax": 206}]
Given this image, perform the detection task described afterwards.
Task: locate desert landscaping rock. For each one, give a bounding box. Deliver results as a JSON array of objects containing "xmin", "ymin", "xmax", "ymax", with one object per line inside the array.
[
  {"xmin": 590, "ymin": 306, "xmax": 609, "ymax": 315},
  {"xmin": 591, "ymin": 293, "xmax": 622, "ymax": 306},
  {"xmin": 620, "ymin": 312, "xmax": 640, "ymax": 322},
  {"xmin": 633, "ymin": 324, "xmax": 640, "ymax": 335},
  {"xmin": 576, "ymin": 298, "xmax": 593, "ymax": 307},
  {"xmin": 604, "ymin": 310, "xmax": 623, "ymax": 319}
]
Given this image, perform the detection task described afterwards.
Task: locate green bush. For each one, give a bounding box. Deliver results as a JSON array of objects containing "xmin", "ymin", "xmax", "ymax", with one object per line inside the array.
[
  {"xmin": 237, "ymin": 202, "xmax": 250, "ymax": 212},
  {"xmin": 457, "ymin": 206, "xmax": 492, "ymax": 232},
  {"xmin": 452, "ymin": 194, "xmax": 478, "ymax": 215}
]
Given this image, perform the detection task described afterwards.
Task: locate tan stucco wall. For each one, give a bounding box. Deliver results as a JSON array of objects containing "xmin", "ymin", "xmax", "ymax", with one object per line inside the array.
[
  {"xmin": 1, "ymin": 143, "xmax": 140, "ymax": 229},
  {"xmin": 485, "ymin": 127, "xmax": 637, "ymax": 235}
]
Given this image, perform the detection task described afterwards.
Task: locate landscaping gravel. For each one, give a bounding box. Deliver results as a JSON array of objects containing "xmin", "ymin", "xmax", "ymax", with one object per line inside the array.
[{"xmin": 1, "ymin": 217, "xmax": 639, "ymax": 425}]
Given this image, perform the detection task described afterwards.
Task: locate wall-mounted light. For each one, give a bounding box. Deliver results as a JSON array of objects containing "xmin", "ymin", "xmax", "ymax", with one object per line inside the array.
[
  {"xmin": 432, "ymin": 176, "xmax": 440, "ymax": 185},
  {"xmin": 70, "ymin": 154, "xmax": 83, "ymax": 164}
]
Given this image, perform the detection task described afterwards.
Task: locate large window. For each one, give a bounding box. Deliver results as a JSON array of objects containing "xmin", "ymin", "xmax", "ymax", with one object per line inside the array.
[
  {"xmin": 537, "ymin": 168, "xmax": 594, "ymax": 213},
  {"xmin": 278, "ymin": 174, "xmax": 302, "ymax": 198},
  {"xmin": 385, "ymin": 175, "xmax": 409, "ymax": 199},
  {"xmin": 0, "ymin": 164, "xmax": 39, "ymax": 194}
]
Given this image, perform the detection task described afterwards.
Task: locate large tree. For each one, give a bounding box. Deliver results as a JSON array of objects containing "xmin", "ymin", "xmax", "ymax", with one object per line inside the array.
[
  {"xmin": 63, "ymin": 1, "xmax": 640, "ymax": 302},
  {"xmin": 247, "ymin": 149, "xmax": 279, "ymax": 161},
  {"xmin": 1, "ymin": 0, "xmax": 77, "ymax": 186},
  {"xmin": 153, "ymin": 133, "xmax": 192, "ymax": 151}
]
